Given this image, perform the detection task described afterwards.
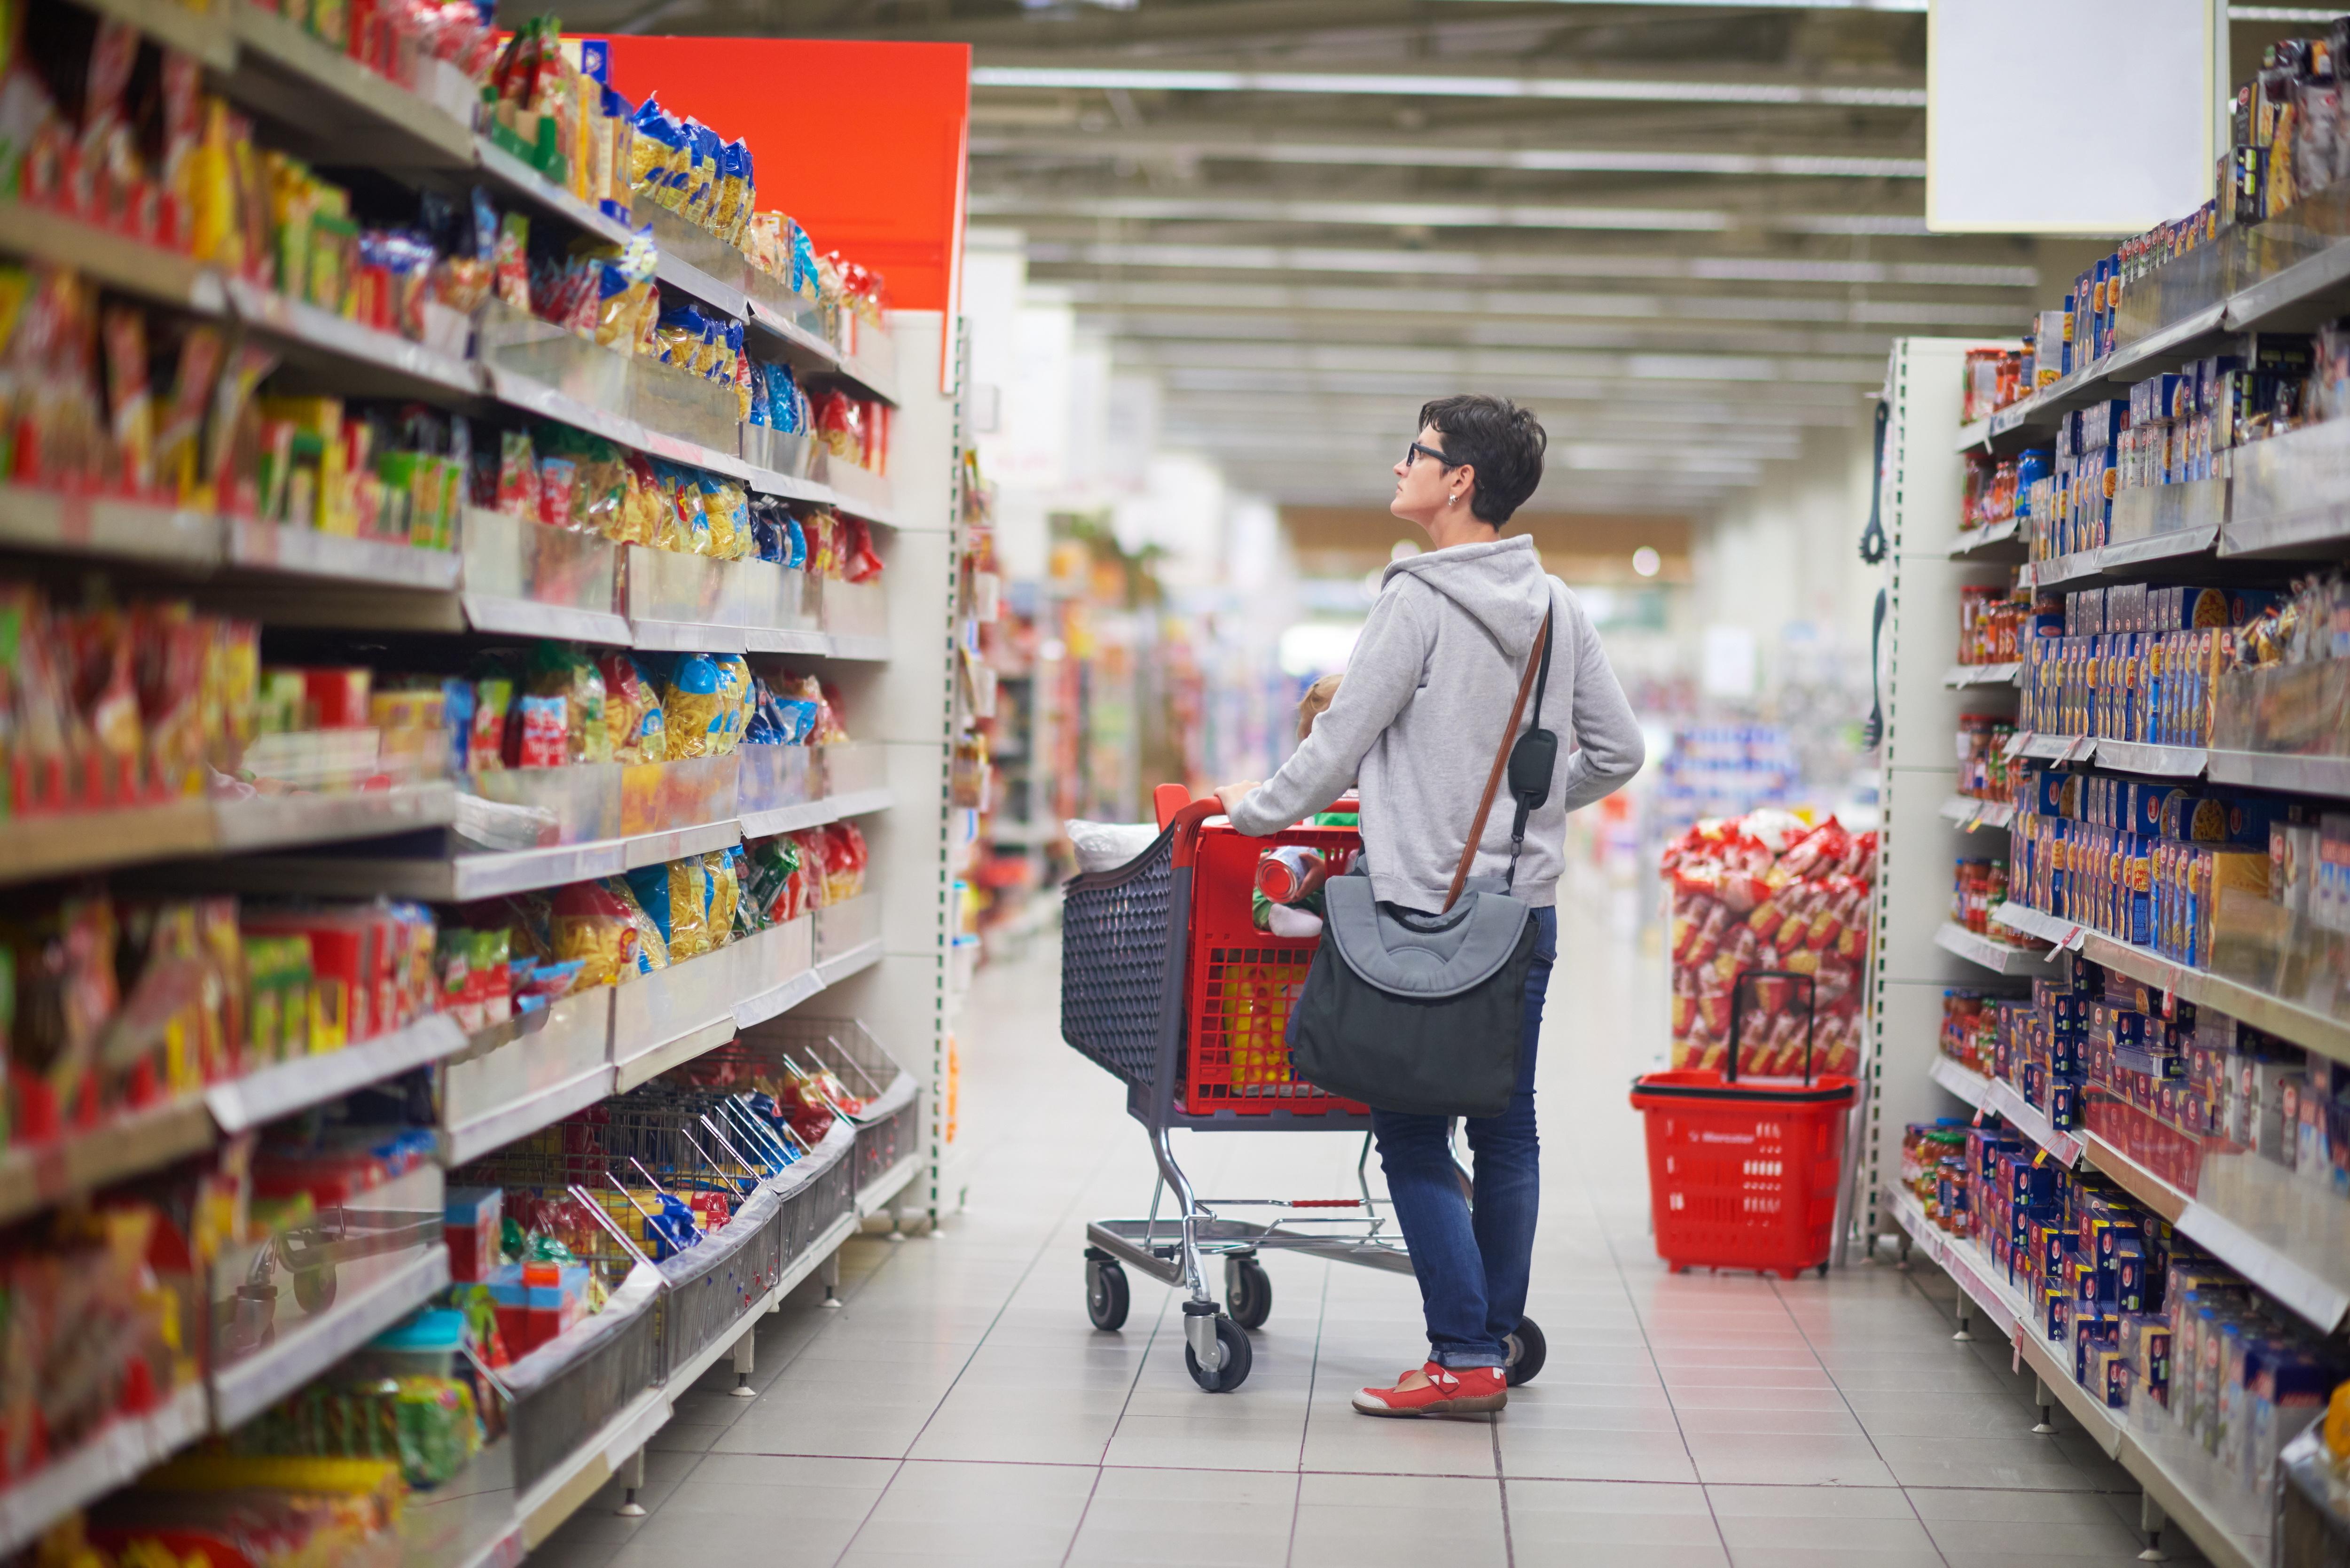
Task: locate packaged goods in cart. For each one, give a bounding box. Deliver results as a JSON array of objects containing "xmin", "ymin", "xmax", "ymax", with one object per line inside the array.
[{"xmin": 1661, "ymin": 811, "xmax": 1874, "ymax": 1075}]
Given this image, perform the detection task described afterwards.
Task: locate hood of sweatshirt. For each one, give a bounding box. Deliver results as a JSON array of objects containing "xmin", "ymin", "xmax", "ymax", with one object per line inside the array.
[{"xmin": 1381, "ymin": 535, "xmax": 1549, "ymax": 658}]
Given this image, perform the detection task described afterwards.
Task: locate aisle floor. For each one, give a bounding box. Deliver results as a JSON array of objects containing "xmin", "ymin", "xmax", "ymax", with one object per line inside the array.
[{"xmin": 531, "ymin": 906, "xmax": 2206, "ymax": 1568}]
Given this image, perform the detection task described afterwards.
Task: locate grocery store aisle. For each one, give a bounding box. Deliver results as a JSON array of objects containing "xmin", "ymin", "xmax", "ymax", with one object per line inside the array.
[{"xmin": 530, "ymin": 906, "xmax": 2201, "ymax": 1568}]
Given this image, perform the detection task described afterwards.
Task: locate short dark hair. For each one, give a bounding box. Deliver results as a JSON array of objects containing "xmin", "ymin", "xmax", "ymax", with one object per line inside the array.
[{"xmin": 1418, "ymin": 394, "xmax": 1546, "ymax": 524}]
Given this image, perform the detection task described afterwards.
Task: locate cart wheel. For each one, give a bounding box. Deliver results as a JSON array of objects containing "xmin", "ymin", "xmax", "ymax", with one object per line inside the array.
[
  {"xmin": 1504, "ymin": 1316, "xmax": 1547, "ymax": 1388},
  {"xmin": 1817, "ymin": 1262, "xmax": 1831, "ymax": 1280},
  {"xmin": 1225, "ymin": 1257, "xmax": 1272, "ymax": 1330},
  {"xmin": 1186, "ymin": 1314, "xmax": 1253, "ymax": 1393},
  {"xmin": 292, "ymin": 1267, "xmax": 337, "ymax": 1315},
  {"xmin": 1085, "ymin": 1257, "xmax": 1130, "ymax": 1331}
]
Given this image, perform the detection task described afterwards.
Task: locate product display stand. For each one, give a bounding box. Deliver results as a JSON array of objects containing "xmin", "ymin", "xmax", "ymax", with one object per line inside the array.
[{"xmin": 0, "ymin": 8, "xmax": 960, "ymax": 1558}]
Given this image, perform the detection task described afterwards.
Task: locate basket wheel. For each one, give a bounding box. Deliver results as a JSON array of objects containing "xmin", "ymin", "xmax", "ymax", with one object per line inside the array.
[
  {"xmin": 1186, "ymin": 1314, "xmax": 1253, "ymax": 1393},
  {"xmin": 292, "ymin": 1266, "xmax": 337, "ymax": 1315},
  {"xmin": 1225, "ymin": 1256, "xmax": 1272, "ymax": 1331},
  {"xmin": 1504, "ymin": 1316, "xmax": 1547, "ymax": 1388},
  {"xmin": 1085, "ymin": 1255, "xmax": 1130, "ymax": 1332}
]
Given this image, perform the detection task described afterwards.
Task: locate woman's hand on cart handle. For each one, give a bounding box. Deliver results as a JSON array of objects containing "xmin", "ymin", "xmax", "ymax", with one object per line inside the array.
[{"xmin": 1214, "ymin": 781, "xmax": 1261, "ymax": 818}]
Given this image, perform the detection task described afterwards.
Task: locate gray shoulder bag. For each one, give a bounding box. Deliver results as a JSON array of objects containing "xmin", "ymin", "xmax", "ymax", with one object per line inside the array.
[{"xmin": 1285, "ymin": 605, "xmax": 1554, "ymax": 1118}]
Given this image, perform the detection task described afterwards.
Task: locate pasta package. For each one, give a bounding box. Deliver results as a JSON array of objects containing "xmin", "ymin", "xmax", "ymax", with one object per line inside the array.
[
  {"xmin": 705, "ymin": 848, "xmax": 742, "ymax": 939},
  {"xmin": 551, "ymin": 880, "xmax": 640, "ymax": 988},
  {"xmin": 600, "ymin": 651, "xmax": 666, "ymax": 763},
  {"xmin": 709, "ymin": 653, "xmax": 751, "ymax": 753},
  {"xmin": 602, "ymin": 875, "xmax": 670, "ymax": 974},
  {"xmin": 662, "ymin": 654, "xmax": 727, "ymax": 757}
]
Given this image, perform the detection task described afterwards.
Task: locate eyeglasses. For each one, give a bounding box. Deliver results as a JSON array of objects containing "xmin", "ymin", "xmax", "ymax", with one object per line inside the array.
[{"xmin": 1403, "ymin": 441, "xmax": 1456, "ymax": 469}]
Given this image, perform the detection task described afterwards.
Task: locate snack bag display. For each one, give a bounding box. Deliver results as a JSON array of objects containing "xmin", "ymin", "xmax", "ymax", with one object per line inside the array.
[{"xmin": 1661, "ymin": 811, "xmax": 1875, "ymax": 1077}]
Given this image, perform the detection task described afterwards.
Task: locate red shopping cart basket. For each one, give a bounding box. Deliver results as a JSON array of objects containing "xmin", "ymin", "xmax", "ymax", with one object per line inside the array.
[{"xmin": 1629, "ymin": 970, "xmax": 1856, "ymax": 1279}]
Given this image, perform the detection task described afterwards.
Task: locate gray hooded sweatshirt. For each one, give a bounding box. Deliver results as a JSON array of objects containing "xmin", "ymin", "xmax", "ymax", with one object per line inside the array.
[{"xmin": 1230, "ymin": 535, "xmax": 1644, "ymax": 910}]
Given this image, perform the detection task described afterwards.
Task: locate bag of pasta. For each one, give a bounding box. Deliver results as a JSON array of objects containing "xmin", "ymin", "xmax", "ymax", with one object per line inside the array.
[
  {"xmin": 599, "ymin": 650, "xmax": 665, "ymax": 763},
  {"xmin": 601, "ymin": 875, "xmax": 670, "ymax": 975},
  {"xmin": 551, "ymin": 880, "xmax": 641, "ymax": 988},
  {"xmin": 705, "ymin": 847, "xmax": 742, "ymax": 940},
  {"xmin": 662, "ymin": 653, "xmax": 728, "ymax": 757}
]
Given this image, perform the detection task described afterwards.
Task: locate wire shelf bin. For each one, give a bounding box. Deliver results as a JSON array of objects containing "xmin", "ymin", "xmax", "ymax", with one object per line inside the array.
[
  {"xmin": 1056, "ymin": 786, "xmax": 1552, "ymax": 1395},
  {"xmin": 735, "ymin": 1014, "xmax": 921, "ymax": 1212}
]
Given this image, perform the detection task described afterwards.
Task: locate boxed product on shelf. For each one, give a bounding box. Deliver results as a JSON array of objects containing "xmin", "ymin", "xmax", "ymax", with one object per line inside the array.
[
  {"xmin": 1662, "ymin": 810, "xmax": 1873, "ymax": 1075},
  {"xmin": 2017, "ymin": 583, "xmax": 2281, "ymax": 746}
]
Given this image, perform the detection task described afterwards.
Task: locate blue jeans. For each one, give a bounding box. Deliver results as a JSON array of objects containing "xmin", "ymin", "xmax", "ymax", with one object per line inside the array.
[{"xmin": 1370, "ymin": 905, "xmax": 1556, "ymax": 1370}]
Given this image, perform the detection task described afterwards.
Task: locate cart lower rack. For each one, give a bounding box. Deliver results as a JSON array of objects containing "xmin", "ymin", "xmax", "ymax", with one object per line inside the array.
[{"xmin": 1058, "ymin": 786, "xmax": 1548, "ymax": 1393}]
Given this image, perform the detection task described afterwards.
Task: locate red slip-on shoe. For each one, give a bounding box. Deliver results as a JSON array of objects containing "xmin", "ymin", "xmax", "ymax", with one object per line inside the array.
[{"xmin": 1351, "ymin": 1361, "xmax": 1508, "ymax": 1418}]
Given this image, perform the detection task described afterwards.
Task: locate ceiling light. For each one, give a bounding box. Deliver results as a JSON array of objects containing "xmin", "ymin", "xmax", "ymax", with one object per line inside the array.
[
  {"xmin": 1632, "ymin": 548, "xmax": 1663, "ymax": 577},
  {"xmin": 972, "ymin": 134, "xmax": 1925, "ymax": 179},
  {"xmin": 969, "ymin": 65, "xmax": 1926, "ymax": 108},
  {"xmin": 1026, "ymin": 241, "xmax": 2040, "ymax": 289},
  {"xmin": 970, "ymin": 194, "xmax": 1926, "ymax": 234}
]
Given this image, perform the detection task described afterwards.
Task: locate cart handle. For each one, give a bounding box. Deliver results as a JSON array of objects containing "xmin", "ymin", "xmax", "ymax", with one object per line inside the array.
[
  {"xmin": 1151, "ymin": 790, "xmax": 1223, "ymax": 871},
  {"xmin": 1726, "ymin": 969, "xmax": 1819, "ymax": 1086}
]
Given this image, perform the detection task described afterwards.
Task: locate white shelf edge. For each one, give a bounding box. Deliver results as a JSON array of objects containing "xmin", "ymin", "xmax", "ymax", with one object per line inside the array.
[
  {"xmin": 854, "ymin": 1152, "xmax": 923, "ymax": 1220},
  {"xmin": 0, "ymin": 1381, "xmax": 208, "ymax": 1556},
  {"xmin": 1934, "ymin": 920, "xmax": 2056, "ymax": 977},
  {"xmin": 211, "ymin": 1246, "xmax": 452, "ymax": 1430},
  {"xmin": 739, "ymin": 788, "xmax": 894, "ymax": 841},
  {"xmin": 1927, "ymin": 1053, "xmax": 1990, "ymax": 1109},
  {"xmin": 208, "ymin": 1013, "xmax": 467, "ymax": 1132},
  {"xmin": 441, "ymin": 1064, "xmax": 617, "ymax": 1169}
]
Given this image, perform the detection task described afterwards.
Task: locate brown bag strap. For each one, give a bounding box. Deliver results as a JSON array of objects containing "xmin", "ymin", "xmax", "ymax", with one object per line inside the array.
[{"xmin": 1443, "ymin": 614, "xmax": 1551, "ymax": 913}]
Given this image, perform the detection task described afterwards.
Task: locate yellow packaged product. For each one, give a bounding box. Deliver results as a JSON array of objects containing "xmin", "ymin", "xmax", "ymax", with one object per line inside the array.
[
  {"xmin": 603, "ymin": 875, "xmax": 671, "ymax": 974},
  {"xmin": 666, "ymin": 858, "xmax": 712, "ymax": 959},
  {"xmin": 705, "ymin": 848, "xmax": 741, "ymax": 939},
  {"xmin": 661, "ymin": 654, "xmax": 727, "ymax": 757}
]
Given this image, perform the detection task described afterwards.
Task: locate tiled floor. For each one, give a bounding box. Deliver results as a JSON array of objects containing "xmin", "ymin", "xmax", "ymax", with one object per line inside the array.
[{"xmin": 527, "ymin": 906, "xmax": 2206, "ymax": 1567}]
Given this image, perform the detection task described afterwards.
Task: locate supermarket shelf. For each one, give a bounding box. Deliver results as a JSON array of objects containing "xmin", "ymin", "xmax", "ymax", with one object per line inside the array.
[
  {"xmin": 212, "ymin": 1246, "xmax": 452, "ymax": 1430},
  {"xmin": 1998, "ymin": 732, "xmax": 2205, "ymax": 779},
  {"xmin": 856, "ymin": 1151, "xmax": 922, "ymax": 1222},
  {"xmin": 2202, "ymin": 749, "xmax": 2350, "ymax": 800},
  {"xmin": 1995, "ymin": 899, "xmax": 2350, "ymax": 1069},
  {"xmin": 2021, "ymin": 524, "xmax": 2221, "ymax": 592},
  {"xmin": 745, "ymin": 626, "xmax": 831, "ymax": 655},
  {"xmin": 815, "ymin": 936, "xmax": 886, "ymax": 991},
  {"xmin": 746, "ymin": 299, "xmax": 846, "ymax": 373},
  {"xmin": 223, "ymin": 518, "xmax": 462, "ymax": 590},
  {"xmin": 1937, "ymin": 796, "xmax": 2014, "ymax": 831},
  {"xmin": 2092, "ymin": 740, "xmax": 2209, "ymax": 780},
  {"xmin": 207, "ymin": 1014, "xmax": 469, "ymax": 1134},
  {"xmin": 612, "ymin": 1015, "xmax": 737, "ymax": 1095},
  {"xmin": 739, "ymin": 787, "xmax": 894, "ymax": 841},
  {"xmin": 742, "ymin": 464, "xmax": 831, "ymax": 507},
  {"xmin": 481, "ymin": 366, "xmax": 753, "ymax": 488},
  {"xmin": 1947, "ymin": 518, "xmax": 2023, "ymax": 558},
  {"xmin": 0, "ymin": 202, "xmax": 228, "ymax": 315},
  {"xmin": 0, "ymin": 1095, "xmax": 216, "ymax": 1230},
  {"xmin": 1957, "ymin": 306, "xmax": 2230, "ymax": 459},
  {"xmin": 225, "ymin": 278, "xmax": 484, "ymax": 401},
  {"xmin": 1982, "ymin": 1072, "xmax": 2084, "ymax": 1166},
  {"xmin": 734, "ymin": 966, "xmax": 827, "ymax": 1030},
  {"xmin": 1935, "ymin": 921, "xmax": 2059, "ymax": 978},
  {"xmin": 824, "ymin": 632, "xmax": 893, "ymax": 662},
  {"xmin": 0, "ymin": 482, "xmax": 219, "ymax": 569},
  {"xmin": 439, "ymin": 1064, "xmax": 614, "ymax": 1168},
  {"xmin": 2075, "ymin": 1128, "xmax": 2350, "ymax": 1333},
  {"xmin": 1942, "ymin": 662, "xmax": 2019, "ymax": 689},
  {"xmin": 87, "ymin": 0, "xmax": 236, "ymax": 65},
  {"xmin": 474, "ymin": 138, "xmax": 639, "ymax": 251},
  {"xmin": 212, "ymin": 780, "xmax": 459, "ymax": 854},
  {"xmin": 1927, "ymin": 1053, "xmax": 1991, "ymax": 1109},
  {"xmin": 628, "ymin": 616, "xmax": 751, "ymax": 654},
  {"xmin": 417, "ymin": 1386, "xmax": 670, "ymax": 1568},
  {"xmin": 0, "ymin": 798, "xmax": 217, "ymax": 885},
  {"xmin": 224, "ymin": 0, "xmax": 475, "ymax": 168},
  {"xmin": 269, "ymin": 815, "xmax": 747, "ymax": 902},
  {"xmin": 463, "ymin": 593, "xmax": 635, "ymax": 646},
  {"xmin": 0, "ymin": 1381, "xmax": 210, "ymax": 1558},
  {"xmin": 654, "ymin": 250, "xmax": 748, "ymax": 325}
]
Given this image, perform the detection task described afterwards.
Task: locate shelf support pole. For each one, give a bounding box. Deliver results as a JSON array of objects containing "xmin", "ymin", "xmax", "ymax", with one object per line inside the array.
[
  {"xmin": 818, "ymin": 1243, "xmax": 844, "ymax": 1308},
  {"xmin": 2031, "ymin": 1377, "xmax": 2058, "ymax": 1435},
  {"xmin": 615, "ymin": 1446, "xmax": 648, "ymax": 1516},
  {"xmin": 730, "ymin": 1325, "xmax": 758, "ymax": 1397},
  {"xmin": 2137, "ymin": 1491, "xmax": 2169, "ymax": 1562}
]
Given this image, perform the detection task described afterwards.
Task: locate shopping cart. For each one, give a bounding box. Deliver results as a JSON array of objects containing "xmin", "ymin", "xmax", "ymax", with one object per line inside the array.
[
  {"xmin": 1060, "ymin": 784, "xmax": 1549, "ymax": 1394},
  {"xmin": 1629, "ymin": 970, "xmax": 1857, "ymax": 1279}
]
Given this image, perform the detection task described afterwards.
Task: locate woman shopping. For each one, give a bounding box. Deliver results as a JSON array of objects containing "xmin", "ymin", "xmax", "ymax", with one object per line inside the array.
[{"xmin": 1214, "ymin": 394, "xmax": 1644, "ymax": 1418}]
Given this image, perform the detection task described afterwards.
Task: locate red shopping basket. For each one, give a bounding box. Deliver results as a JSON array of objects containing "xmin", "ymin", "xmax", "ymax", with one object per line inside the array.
[{"xmin": 1629, "ymin": 970, "xmax": 1856, "ymax": 1279}]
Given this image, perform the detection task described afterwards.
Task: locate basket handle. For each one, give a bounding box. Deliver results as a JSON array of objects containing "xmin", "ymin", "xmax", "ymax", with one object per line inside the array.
[
  {"xmin": 1725, "ymin": 969, "xmax": 1819, "ymax": 1085},
  {"xmin": 1155, "ymin": 783, "xmax": 1193, "ymax": 829},
  {"xmin": 1160, "ymin": 794, "xmax": 1221, "ymax": 870}
]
